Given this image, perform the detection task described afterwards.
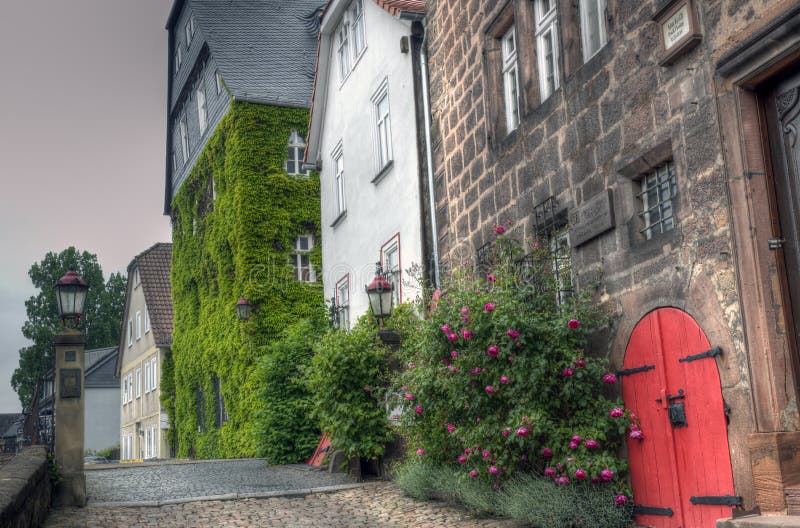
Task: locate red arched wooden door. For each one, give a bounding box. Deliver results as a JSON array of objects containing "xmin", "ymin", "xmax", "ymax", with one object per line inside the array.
[{"xmin": 622, "ymin": 308, "xmax": 736, "ymax": 528}]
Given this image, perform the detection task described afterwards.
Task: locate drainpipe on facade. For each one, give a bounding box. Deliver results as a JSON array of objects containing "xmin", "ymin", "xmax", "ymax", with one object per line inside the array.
[{"xmin": 419, "ymin": 21, "xmax": 441, "ymax": 290}]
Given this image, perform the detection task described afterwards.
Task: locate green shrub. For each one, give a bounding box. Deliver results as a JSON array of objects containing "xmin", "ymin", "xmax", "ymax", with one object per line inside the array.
[
  {"xmin": 255, "ymin": 318, "xmax": 324, "ymax": 464},
  {"xmin": 395, "ymin": 231, "xmax": 631, "ymax": 504},
  {"xmin": 308, "ymin": 315, "xmax": 393, "ymax": 459}
]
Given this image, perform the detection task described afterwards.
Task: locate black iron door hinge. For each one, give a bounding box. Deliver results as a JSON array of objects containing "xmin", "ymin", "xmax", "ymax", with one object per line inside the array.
[
  {"xmin": 690, "ymin": 495, "xmax": 742, "ymax": 507},
  {"xmin": 679, "ymin": 346, "xmax": 722, "ymax": 363},
  {"xmin": 633, "ymin": 505, "xmax": 674, "ymax": 516},
  {"xmin": 616, "ymin": 364, "xmax": 655, "ymax": 377}
]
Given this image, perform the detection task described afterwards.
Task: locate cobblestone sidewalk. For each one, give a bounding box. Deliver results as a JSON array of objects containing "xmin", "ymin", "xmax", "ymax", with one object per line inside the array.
[{"xmin": 45, "ymin": 481, "xmax": 526, "ymax": 528}]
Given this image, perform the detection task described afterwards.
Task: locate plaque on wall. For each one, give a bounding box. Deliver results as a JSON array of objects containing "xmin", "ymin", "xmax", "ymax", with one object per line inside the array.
[
  {"xmin": 569, "ymin": 189, "xmax": 615, "ymax": 248},
  {"xmin": 60, "ymin": 368, "xmax": 81, "ymax": 399},
  {"xmin": 654, "ymin": 0, "xmax": 702, "ymax": 66},
  {"xmin": 65, "ymin": 350, "xmax": 76, "ymax": 362}
]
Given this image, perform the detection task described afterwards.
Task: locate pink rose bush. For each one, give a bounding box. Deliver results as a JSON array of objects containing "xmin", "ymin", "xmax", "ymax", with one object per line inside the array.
[{"xmin": 395, "ymin": 236, "xmax": 629, "ymax": 507}]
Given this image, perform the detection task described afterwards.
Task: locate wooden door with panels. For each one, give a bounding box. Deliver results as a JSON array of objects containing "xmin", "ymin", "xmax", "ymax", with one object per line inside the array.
[{"xmin": 622, "ymin": 308, "xmax": 737, "ymax": 527}]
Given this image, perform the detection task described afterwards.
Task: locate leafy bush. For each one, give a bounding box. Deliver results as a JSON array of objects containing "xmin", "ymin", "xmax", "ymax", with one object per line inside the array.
[
  {"xmin": 308, "ymin": 315, "xmax": 393, "ymax": 459},
  {"xmin": 255, "ymin": 318, "xmax": 324, "ymax": 464},
  {"xmin": 395, "ymin": 231, "xmax": 631, "ymax": 506}
]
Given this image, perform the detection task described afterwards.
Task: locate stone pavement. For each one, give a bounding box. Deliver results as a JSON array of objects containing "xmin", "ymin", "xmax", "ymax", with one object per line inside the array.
[
  {"xmin": 45, "ymin": 481, "xmax": 525, "ymax": 528},
  {"xmin": 84, "ymin": 459, "xmax": 353, "ymax": 503}
]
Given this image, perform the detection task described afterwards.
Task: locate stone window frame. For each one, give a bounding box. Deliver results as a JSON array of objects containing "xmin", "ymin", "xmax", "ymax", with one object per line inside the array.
[
  {"xmin": 636, "ymin": 160, "xmax": 677, "ymax": 240},
  {"xmin": 501, "ymin": 25, "xmax": 521, "ymax": 133}
]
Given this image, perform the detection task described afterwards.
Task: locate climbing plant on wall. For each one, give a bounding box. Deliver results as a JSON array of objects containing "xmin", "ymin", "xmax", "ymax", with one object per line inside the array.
[{"xmin": 166, "ymin": 101, "xmax": 323, "ymax": 458}]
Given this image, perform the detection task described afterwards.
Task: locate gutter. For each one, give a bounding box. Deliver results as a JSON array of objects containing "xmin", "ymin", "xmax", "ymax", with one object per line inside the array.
[{"xmin": 419, "ymin": 21, "xmax": 441, "ymax": 290}]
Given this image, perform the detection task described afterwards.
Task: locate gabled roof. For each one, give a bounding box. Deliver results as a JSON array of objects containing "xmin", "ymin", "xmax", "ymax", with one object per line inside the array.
[
  {"xmin": 167, "ymin": 0, "xmax": 324, "ymax": 110},
  {"xmin": 0, "ymin": 415, "xmax": 22, "ymax": 439},
  {"xmin": 116, "ymin": 243, "xmax": 174, "ymax": 376},
  {"xmin": 85, "ymin": 347, "xmax": 119, "ymax": 389}
]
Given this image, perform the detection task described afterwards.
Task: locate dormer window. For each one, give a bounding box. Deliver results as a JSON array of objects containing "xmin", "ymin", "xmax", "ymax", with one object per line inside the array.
[
  {"xmin": 185, "ymin": 15, "xmax": 196, "ymax": 49},
  {"xmin": 175, "ymin": 46, "xmax": 183, "ymax": 70},
  {"xmin": 286, "ymin": 130, "xmax": 308, "ymax": 175},
  {"xmin": 336, "ymin": 0, "xmax": 366, "ymax": 81}
]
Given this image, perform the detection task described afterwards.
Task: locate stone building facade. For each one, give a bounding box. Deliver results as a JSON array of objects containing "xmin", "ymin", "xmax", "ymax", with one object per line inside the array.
[{"xmin": 426, "ymin": 0, "xmax": 800, "ymax": 520}]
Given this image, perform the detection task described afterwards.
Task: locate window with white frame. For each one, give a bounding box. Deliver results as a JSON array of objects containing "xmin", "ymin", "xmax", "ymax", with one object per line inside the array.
[
  {"xmin": 335, "ymin": 275, "xmax": 350, "ymax": 330},
  {"xmin": 638, "ymin": 160, "xmax": 677, "ymax": 240},
  {"xmin": 127, "ymin": 320, "xmax": 133, "ymax": 347},
  {"xmin": 185, "ymin": 15, "xmax": 195, "ymax": 48},
  {"xmin": 179, "ymin": 114, "xmax": 189, "ymax": 163},
  {"xmin": 215, "ymin": 69, "xmax": 223, "ymax": 95},
  {"xmin": 373, "ymin": 84, "xmax": 393, "ymax": 170},
  {"xmin": 133, "ymin": 268, "xmax": 141, "ymax": 288},
  {"xmin": 145, "ymin": 361, "xmax": 151, "ymax": 393},
  {"xmin": 136, "ymin": 367, "xmax": 142, "ymax": 398},
  {"xmin": 580, "ymin": 0, "xmax": 608, "ymax": 61},
  {"xmin": 535, "ymin": 0, "xmax": 559, "ymax": 100},
  {"xmin": 382, "ymin": 240, "xmax": 400, "ymax": 306},
  {"xmin": 197, "ymin": 81, "xmax": 208, "ymax": 134},
  {"xmin": 333, "ymin": 145, "xmax": 346, "ymax": 218},
  {"xmin": 501, "ymin": 26, "xmax": 520, "ymax": 133},
  {"xmin": 286, "ymin": 130, "xmax": 308, "ymax": 175},
  {"xmin": 336, "ymin": 0, "xmax": 366, "ymax": 80},
  {"xmin": 292, "ymin": 235, "xmax": 316, "ymax": 282},
  {"xmin": 128, "ymin": 374, "xmax": 134, "ymax": 403},
  {"xmin": 151, "ymin": 357, "xmax": 158, "ymax": 390},
  {"xmin": 145, "ymin": 305, "xmax": 150, "ymax": 334},
  {"xmin": 136, "ymin": 311, "xmax": 142, "ymax": 340}
]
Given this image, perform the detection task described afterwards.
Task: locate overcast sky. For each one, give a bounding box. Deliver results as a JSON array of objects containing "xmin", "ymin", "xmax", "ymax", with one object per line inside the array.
[{"xmin": 0, "ymin": 1, "xmax": 173, "ymax": 413}]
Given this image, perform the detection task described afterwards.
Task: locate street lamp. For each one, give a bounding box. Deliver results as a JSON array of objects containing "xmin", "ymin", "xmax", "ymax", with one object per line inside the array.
[
  {"xmin": 235, "ymin": 297, "xmax": 253, "ymax": 321},
  {"xmin": 365, "ymin": 262, "xmax": 394, "ymax": 326},
  {"xmin": 54, "ymin": 270, "xmax": 89, "ymax": 327}
]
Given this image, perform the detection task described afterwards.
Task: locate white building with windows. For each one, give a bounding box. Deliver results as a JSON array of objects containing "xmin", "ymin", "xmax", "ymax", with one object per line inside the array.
[
  {"xmin": 116, "ymin": 243, "xmax": 174, "ymax": 461},
  {"xmin": 306, "ymin": 0, "xmax": 430, "ymax": 328}
]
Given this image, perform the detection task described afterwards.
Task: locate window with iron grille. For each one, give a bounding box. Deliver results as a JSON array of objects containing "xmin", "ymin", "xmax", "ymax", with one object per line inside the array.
[
  {"xmin": 532, "ymin": 196, "xmax": 573, "ymax": 303},
  {"xmin": 637, "ymin": 161, "xmax": 677, "ymax": 240}
]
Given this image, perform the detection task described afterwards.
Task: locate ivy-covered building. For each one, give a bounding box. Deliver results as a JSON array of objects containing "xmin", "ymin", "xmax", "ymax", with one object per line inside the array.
[{"xmin": 163, "ymin": 0, "xmax": 326, "ymax": 458}]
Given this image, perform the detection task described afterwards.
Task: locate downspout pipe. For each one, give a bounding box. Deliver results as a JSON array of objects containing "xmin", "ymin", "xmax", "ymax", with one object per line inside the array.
[{"xmin": 419, "ymin": 20, "xmax": 441, "ymax": 290}]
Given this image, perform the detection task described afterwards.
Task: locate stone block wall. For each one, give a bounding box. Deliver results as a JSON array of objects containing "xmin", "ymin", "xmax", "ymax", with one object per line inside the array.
[
  {"xmin": 0, "ymin": 446, "xmax": 51, "ymax": 528},
  {"xmin": 425, "ymin": 0, "xmax": 796, "ymax": 507}
]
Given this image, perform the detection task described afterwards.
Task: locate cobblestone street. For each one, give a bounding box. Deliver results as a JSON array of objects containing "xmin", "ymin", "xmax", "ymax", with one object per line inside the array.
[{"xmin": 44, "ymin": 460, "xmax": 524, "ymax": 527}]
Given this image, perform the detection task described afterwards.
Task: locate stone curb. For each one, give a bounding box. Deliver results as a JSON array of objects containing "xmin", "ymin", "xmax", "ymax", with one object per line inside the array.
[
  {"xmin": 87, "ymin": 483, "xmax": 367, "ymax": 508},
  {"xmin": 84, "ymin": 457, "xmax": 266, "ymax": 471}
]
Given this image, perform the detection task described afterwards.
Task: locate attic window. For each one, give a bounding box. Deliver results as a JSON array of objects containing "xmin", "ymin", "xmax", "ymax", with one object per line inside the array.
[
  {"xmin": 215, "ymin": 70, "xmax": 223, "ymax": 95},
  {"xmin": 336, "ymin": 0, "xmax": 366, "ymax": 81},
  {"xmin": 185, "ymin": 14, "xmax": 196, "ymax": 48},
  {"xmin": 133, "ymin": 269, "xmax": 141, "ymax": 289},
  {"xmin": 286, "ymin": 130, "xmax": 308, "ymax": 175}
]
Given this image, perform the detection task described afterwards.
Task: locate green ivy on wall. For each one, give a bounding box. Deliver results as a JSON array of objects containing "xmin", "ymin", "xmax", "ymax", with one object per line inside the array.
[{"xmin": 166, "ymin": 101, "xmax": 323, "ymax": 459}]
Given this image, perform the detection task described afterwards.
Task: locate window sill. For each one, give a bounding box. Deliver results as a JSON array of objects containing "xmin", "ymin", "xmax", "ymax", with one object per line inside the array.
[
  {"xmin": 330, "ymin": 210, "xmax": 347, "ymax": 228},
  {"xmin": 372, "ymin": 160, "xmax": 394, "ymax": 184}
]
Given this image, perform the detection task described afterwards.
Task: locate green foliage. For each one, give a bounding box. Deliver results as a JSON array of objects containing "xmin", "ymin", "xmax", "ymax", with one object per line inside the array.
[
  {"xmin": 169, "ymin": 102, "xmax": 322, "ymax": 458},
  {"xmin": 308, "ymin": 314, "xmax": 394, "ymax": 459},
  {"xmin": 12, "ymin": 247, "xmax": 126, "ymax": 409},
  {"xmin": 255, "ymin": 317, "xmax": 325, "ymax": 464},
  {"xmin": 396, "ymin": 233, "xmax": 629, "ymax": 500},
  {"xmin": 395, "ymin": 459, "xmax": 633, "ymax": 527}
]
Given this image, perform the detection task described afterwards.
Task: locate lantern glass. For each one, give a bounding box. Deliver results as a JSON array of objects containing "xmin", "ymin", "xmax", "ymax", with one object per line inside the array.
[
  {"xmin": 54, "ymin": 270, "xmax": 89, "ymax": 324},
  {"xmin": 366, "ymin": 277, "xmax": 394, "ymax": 320},
  {"xmin": 236, "ymin": 298, "xmax": 252, "ymax": 321}
]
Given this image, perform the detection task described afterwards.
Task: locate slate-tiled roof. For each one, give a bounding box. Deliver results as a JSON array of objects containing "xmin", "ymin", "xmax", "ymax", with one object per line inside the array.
[
  {"xmin": 0, "ymin": 415, "xmax": 22, "ymax": 439},
  {"xmin": 85, "ymin": 347, "xmax": 119, "ymax": 389},
  {"xmin": 132, "ymin": 243, "xmax": 173, "ymax": 348},
  {"xmin": 169, "ymin": 0, "xmax": 325, "ymax": 110}
]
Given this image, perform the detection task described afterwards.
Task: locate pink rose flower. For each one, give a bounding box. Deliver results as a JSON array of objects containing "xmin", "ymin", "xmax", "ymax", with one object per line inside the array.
[
  {"xmin": 451, "ymin": 350, "xmax": 458, "ymax": 359},
  {"xmin": 609, "ymin": 408, "xmax": 624, "ymax": 418},
  {"xmin": 544, "ymin": 467, "xmax": 556, "ymax": 477},
  {"xmin": 484, "ymin": 302, "xmax": 495, "ymax": 312},
  {"xmin": 447, "ymin": 333, "xmax": 459, "ymax": 342},
  {"xmin": 415, "ymin": 405, "xmax": 423, "ymax": 415},
  {"xmin": 601, "ymin": 469, "xmax": 614, "ymax": 482},
  {"xmin": 487, "ymin": 345, "xmax": 499, "ymax": 357},
  {"xmin": 489, "ymin": 466, "xmax": 499, "ymax": 475},
  {"xmin": 458, "ymin": 455, "xmax": 467, "ymax": 464},
  {"xmin": 476, "ymin": 418, "xmax": 481, "ymax": 423},
  {"xmin": 571, "ymin": 435, "xmax": 582, "ymax": 443},
  {"xmin": 615, "ymin": 494, "xmax": 628, "ymax": 505},
  {"xmin": 568, "ymin": 319, "xmax": 580, "ymax": 330},
  {"xmin": 584, "ymin": 439, "xmax": 599, "ymax": 449},
  {"xmin": 460, "ymin": 306, "xmax": 469, "ymax": 314},
  {"xmin": 416, "ymin": 449, "xmax": 425, "ymax": 456},
  {"xmin": 575, "ymin": 469, "xmax": 587, "ymax": 480},
  {"xmin": 494, "ymin": 225, "xmax": 505, "ymax": 235},
  {"xmin": 502, "ymin": 428, "xmax": 510, "ymax": 437},
  {"xmin": 482, "ymin": 450, "xmax": 491, "ymax": 459},
  {"xmin": 574, "ymin": 359, "xmax": 586, "ymax": 367},
  {"xmin": 461, "ymin": 329, "xmax": 473, "ymax": 339},
  {"xmin": 485, "ymin": 385, "xmax": 495, "ymax": 394},
  {"xmin": 469, "ymin": 470, "xmax": 479, "ymax": 478},
  {"xmin": 464, "ymin": 448, "xmax": 471, "ymax": 455},
  {"xmin": 555, "ymin": 476, "xmax": 570, "ymax": 485},
  {"xmin": 447, "ymin": 423, "xmax": 455, "ymax": 433},
  {"xmin": 404, "ymin": 393, "xmax": 414, "ymax": 401},
  {"xmin": 603, "ymin": 373, "xmax": 617, "ymax": 384},
  {"xmin": 470, "ymin": 367, "xmax": 481, "ymax": 375},
  {"xmin": 542, "ymin": 447, "xmax": 553, "ymax": 457},
  {"xmin": 500, "ymin": 375, "xmax": 509, "ymax": 384},
  {"xmin": 630, "ymin": 429, "xmax": 645, "ymax": 440},
  {"xmin": 516, "ymin": 427, "xmax": 530, "ymax": 437},
  {"xmin": 507, "ymin": 329, "xmax": 520, "ymax": 339},
  {"xmin": 569, "ymin": 441, "xmax": 579, "ymax": 450},
  {"xmin": 487, "ymin": 274, "xmax": 496, "ymax": 283},
  {"xmin": 440, "ymin": 324, "xmax": 450, "ymax": 333},
  {"xmin": 562, "ymin": 368, "xmax": 574, "ymax": 377}
]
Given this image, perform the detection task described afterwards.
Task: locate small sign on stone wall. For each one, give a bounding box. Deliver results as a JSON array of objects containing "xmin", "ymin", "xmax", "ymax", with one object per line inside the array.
[
  {"xmin": 569, "ymin": 189, "xmax": 615, "ymax": 248},
  {"xmin": 654, "ymin": 0, "xmax": 702, "ymax": 66},
  {"xmin": 59, "ymin": 368, "xmax": 81, "ymax": 399}
]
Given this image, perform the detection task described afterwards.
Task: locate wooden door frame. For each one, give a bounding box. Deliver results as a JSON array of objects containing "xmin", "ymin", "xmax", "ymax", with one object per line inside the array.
[{"xmin": 715, "ymin": 5, "xmax": 800, "ymax": 513}]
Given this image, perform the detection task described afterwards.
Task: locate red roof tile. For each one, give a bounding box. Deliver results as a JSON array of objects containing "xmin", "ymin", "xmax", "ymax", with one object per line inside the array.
[{"xmin": 131, "ymin": 243, "xmax": 173, "ymax": 348}]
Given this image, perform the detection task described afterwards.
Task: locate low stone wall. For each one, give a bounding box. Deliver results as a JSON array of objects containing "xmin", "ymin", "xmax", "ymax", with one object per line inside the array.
[{"xmin": 0, "ymin": 446, "xmax": 51, "ymax": 528}]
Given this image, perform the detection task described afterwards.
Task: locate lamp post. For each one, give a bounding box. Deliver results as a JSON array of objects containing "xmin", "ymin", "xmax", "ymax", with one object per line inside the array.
[
  {"xmin": 53, "ymin": 269, "xmax": 89, "ymax": 506},
  {"xmin": 365, "ymin": 263, "xmax": 400, "ymax": 348}
]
